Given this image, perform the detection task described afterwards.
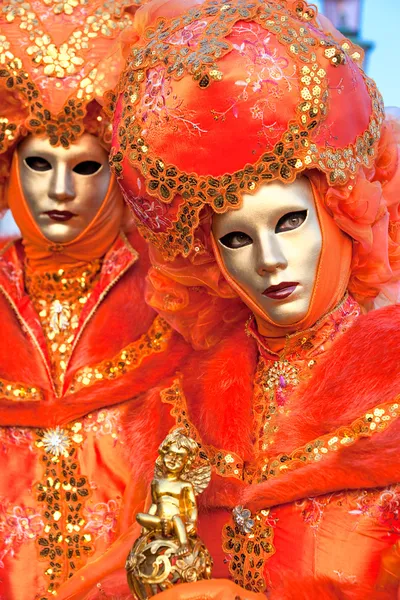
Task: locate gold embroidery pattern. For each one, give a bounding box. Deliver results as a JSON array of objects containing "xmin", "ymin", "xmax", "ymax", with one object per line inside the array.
[
  {"xmin": 42, "ymin": 0, "xmax": 88, "ymax": 16},
  {"xmin": 0, "ymin": 0, "xmax": 139, "ymax": 151},
  {"xmin": 35, "ymin": 423, "xmax": 93, "ymax": 599},
  {"xmin": 222, "ymin": 509, "xmax": 275, "ymax": 593},
  {"xmin": 252, "ymin": 358, "xmax": 301, "ymax": 455},
  {"xmin": 0, "ymin": 377, "xmax": 43, "ymax": 401},
  {"xmin": 111, "ymin": 0, "xmax": 384, "ymax": 258},
  {"xmin": 263, "ymin": 398, "xmax": 400, "ymax": 479},
  {"xmin": 70, "ymin": 315, "xmax": 172, "ymax": 393},
  {"xmin": 26, "ymin": 261, "xmax": 102, "ymax": 394},
  {"xmin": 161, "ymin": 379, "xmax": 244, "ymax": 479},
  {"xmin": 248, "ymin": 295, "xmax": 361, "ymax": 456},
  {"xmin": 2, "ymin": 0, "xmax": 134, "ymax": 76},
  {"xmin": 162, "ymin": 379, "xmax": 400, "ymax": 485}
]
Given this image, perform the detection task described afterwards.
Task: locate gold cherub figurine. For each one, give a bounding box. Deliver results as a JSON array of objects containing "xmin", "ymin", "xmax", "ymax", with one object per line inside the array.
[{"xmin": 126, "ymin": 430, "xmax": 213, "ymax": 599}]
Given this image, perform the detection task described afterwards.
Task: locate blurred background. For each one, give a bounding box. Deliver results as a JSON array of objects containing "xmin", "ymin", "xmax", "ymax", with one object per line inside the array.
[
  {"xmin": 1, "ymin": 0, "xmax": 399, "ymax": 237},
  {"xmin": 314, "ymin": 0, "xmax": 400, "ymax": 107}
]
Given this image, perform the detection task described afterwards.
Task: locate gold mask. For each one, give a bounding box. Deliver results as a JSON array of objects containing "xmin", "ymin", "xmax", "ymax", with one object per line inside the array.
[
  {"xmin": 18, "ymin": 133, "xmax": 111, "ymax": 243},
  {"xmin": 212, "ymin": 178, "xmax": 322, "ymax": 327}
]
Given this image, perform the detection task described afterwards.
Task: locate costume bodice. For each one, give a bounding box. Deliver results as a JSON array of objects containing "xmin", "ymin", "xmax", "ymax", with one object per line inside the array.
[
  {"xmin": 156, "ymin": 295, "xmax": 400, "ymax": 596},
  {"xmin": 25, "ymin": 260, "xmax": 102, "ymax": 394},
  {"xmin": 246, "ymin": 294, "xmax": 361, "ymax": 457}
]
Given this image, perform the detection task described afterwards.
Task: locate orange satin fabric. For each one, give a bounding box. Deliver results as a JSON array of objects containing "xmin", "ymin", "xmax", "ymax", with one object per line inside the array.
[
  {"xmin": 197, "ymin": 499, "xmax": 400, "ymax": 596},
  {"xmin": 0, "ymin": 403, "xmax": 141, "ymax": 600},
  {"xmin": 6, "ymin": 151, "xmax": 123, "ymax": 272},
  {"xmin": 212, "ymin": 180, "xmax": 353, "ymax": 350},
  {"xmin": 154, "ymin": 579, "xmax": 264, "ymax": 600}
]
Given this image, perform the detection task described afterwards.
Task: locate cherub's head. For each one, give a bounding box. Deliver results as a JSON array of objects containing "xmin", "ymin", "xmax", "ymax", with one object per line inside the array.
[{"xmin": 158, "ymin": 431, "xmax": 199, "ymax": 476}]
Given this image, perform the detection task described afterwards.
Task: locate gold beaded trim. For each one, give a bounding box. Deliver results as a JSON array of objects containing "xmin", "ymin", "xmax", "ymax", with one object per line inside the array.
[
  {"xmin": 222, "ymin": 508, "xmax": 275, "ymax": 593},
  {"xmin": 35, "ymin": 424, "xmax": 93, "ymax": 598},
  {"xmin": 0, "ymin": 377, "xmax": 43, "ymax": 402},
  {"xmin": 162, "ymin": 378, "xmax": 400, "ymax": 484},
  {"xmin": 161, "ymin": 378, "xmax": 245, "ymax": 479},
  {"xmin": 262, "ymin": 398, "xmax": 400, "ymax": 479},
  {"xmin": 69, "ymin": 315, "xmax": 172, "ymax": 393}
]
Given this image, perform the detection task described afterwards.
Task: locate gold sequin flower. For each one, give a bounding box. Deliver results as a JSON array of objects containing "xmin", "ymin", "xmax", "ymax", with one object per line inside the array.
[
  {"xmin": 148, "ymin": 160, "xmax": 178, "ymax": 200},
  {"xmin": 43, "ymin": 0, "xmax": 86, "ymax": 16},
  {"xmin": 27, "ymin": 36, "xmax": 84, "ymax": 78}
]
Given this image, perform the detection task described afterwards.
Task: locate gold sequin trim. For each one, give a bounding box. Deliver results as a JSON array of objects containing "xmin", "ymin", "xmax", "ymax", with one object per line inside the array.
[
  {"xmin": 161, "ymin": 378, "xmax": 244, "ymax": 479},
  {"xmin": 35, "ymin": 423, "xmax": 93, "ymax": 598},
  {"xmin": 222, "ymin": 508, "xmax": 275, "ymax": 593},
  {"xmin": 162, "ymin": 378, "xmax": 400, "ymax": 485},
  {"xmin": 26, "ymin": 261, "xmax": 102, "ymax": 394},
  {"xmin": 70, "ymin": 315, "xmax": 172, "ymax": 392},
  {"xmin": 0, "ymin": 377, "xmax": 43, "ymax": 401},
  {"xmin": 262, "ymin": 398, "xmax": 400, "ymax": 479},
  {"xmin": 111, "ymin": 0, "xmax": 384, "ymax": 258},
  {"xmin": 252, "ymin": 358, "xmax": 301, "ymax": 454}
]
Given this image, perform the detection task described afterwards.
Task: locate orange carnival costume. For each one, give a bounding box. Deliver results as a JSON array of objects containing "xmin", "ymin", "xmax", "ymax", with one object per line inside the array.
[
  {"xmin": 0, "ymin": 2, "xmax": 190, "ymax": 599},
  {"xmin": 59, "ymin": 0, "xmax": 400, "ymax": 599}
]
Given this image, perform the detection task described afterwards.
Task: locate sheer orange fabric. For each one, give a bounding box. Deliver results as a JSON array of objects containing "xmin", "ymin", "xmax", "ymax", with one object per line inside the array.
[{"xmin": 6, "ymin": 151, "xmax": 124, "ymax": 272}]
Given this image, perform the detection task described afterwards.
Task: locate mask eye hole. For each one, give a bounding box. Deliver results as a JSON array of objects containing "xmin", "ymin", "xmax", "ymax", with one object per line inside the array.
[
  {"xmin": 25, "ymin": 156, "xmax": 52, "ymax": 172},
  {"xmin": 73, "ymin": 161, "xmax": 102, "ymax": 175},
  {"xmin": 219, "ymin": 231, "xmax": 253, "ymax": 249},
  {"xmin": 275, "ymin": 210, "xmax": 308, "ymax": 234}
]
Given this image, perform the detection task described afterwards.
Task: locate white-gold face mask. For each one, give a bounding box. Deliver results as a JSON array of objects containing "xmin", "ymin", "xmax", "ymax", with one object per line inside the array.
[
  {"xmin": 212, "ymin": 178, "xmax": 322, "ymax": 326},
  {"xmin": 18, "ymin": 133, "xmax": 111, "ymax": 243}
]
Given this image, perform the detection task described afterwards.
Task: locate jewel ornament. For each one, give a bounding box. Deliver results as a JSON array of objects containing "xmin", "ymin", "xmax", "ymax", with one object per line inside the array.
[{"xmin": 42, "ymin": 426, "xmax": 70, "ymax": 456}]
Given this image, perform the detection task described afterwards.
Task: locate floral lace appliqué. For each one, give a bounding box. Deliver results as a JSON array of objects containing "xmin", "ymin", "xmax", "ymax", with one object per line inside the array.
[{"xmin": 0, "ymin": 500, "xmax": 44, "ymax": 569}]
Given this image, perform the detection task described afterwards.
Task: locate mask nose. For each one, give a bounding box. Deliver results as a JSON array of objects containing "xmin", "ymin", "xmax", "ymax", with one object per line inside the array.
[
  {"xmin": 48, "ymin": 163, "xmax": 76, "ymax": 202},
  {"xmin": 256, "ymin": 231, "xmax": 288, "ymax": 276}
]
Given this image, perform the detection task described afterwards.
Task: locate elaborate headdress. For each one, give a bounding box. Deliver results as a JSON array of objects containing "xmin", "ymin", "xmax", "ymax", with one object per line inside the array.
[
  {"xmin": 111, "ymin": 0, "xmax": 400, "ymax": 346},
  {"xmin": 0, "ymin": 0, "xmax": 148, "ymax": 209}
]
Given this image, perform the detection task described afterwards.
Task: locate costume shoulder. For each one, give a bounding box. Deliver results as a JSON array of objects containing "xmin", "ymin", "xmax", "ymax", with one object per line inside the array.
[
  {"xmin": 244, "ymin": 305, "xmax": 400, "ymax": 511},
  {"xmin": 274, "ymin": 304, "xmax": 400, "ymax": 452}
]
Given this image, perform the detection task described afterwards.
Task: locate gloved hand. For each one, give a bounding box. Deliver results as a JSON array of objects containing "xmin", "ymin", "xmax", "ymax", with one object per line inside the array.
[{"xmin": 154, "ymin": 579, "xmax": 265, "ymax": 600}]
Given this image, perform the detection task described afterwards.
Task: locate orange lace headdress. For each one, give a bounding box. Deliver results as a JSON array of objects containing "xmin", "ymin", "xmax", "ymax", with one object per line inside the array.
[
  {"xmin": 111, "ymin": 0, "xmax": 400, "ymax": 347},
  {"xmin": 0, "ymin": 0, "xmax": 149, "ymax": 212}
]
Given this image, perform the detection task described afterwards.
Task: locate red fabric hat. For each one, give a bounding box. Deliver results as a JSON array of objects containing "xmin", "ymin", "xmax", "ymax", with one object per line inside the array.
[
  {"xmin": 111, "ymin": 0, "xmax": 385, "ymax": 260},
  {"xmin": 0, "ymin": 0, "xmax": 149, "ymax": 210}
]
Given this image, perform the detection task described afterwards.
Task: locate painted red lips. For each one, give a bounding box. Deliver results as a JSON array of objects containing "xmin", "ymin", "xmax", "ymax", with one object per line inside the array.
[
  {"xmin": 44, "ymin": 210, "xmax": 77, "ymax": 223},
  {"xmin": 262, "ymin": 282, "xmax": 299, "ymax": 300}
]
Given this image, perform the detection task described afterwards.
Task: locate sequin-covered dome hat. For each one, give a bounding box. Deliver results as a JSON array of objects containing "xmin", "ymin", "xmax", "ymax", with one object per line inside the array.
[
  {"xmin": 111, "ymin": 0, "xmax": 386, "ymax": 260},
  {"xmin": 0, "ymin": 0, "xmax": 149, "ymax": 208}
]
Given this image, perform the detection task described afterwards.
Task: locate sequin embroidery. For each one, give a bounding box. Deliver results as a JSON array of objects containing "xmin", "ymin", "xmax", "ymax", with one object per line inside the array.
[
  {"xmin": 70, "ymin": 315, "xmax": 172, "ymax": 393},
  {"xmin": 222, "ymin": 508, "xmax": 276, "ymax": 593},
  {"xmin": 111, "ymin": 0, "xmax": 384, "ymax": 258},
  {"xmin": 25, "ymin": 260, "xmax": 102, "ymax": 395}
]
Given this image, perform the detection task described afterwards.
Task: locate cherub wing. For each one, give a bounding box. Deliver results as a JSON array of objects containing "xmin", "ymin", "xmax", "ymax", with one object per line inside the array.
[{"xmin": 182, "ymin": 464, "xmax": 212, "ymax": 495}]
